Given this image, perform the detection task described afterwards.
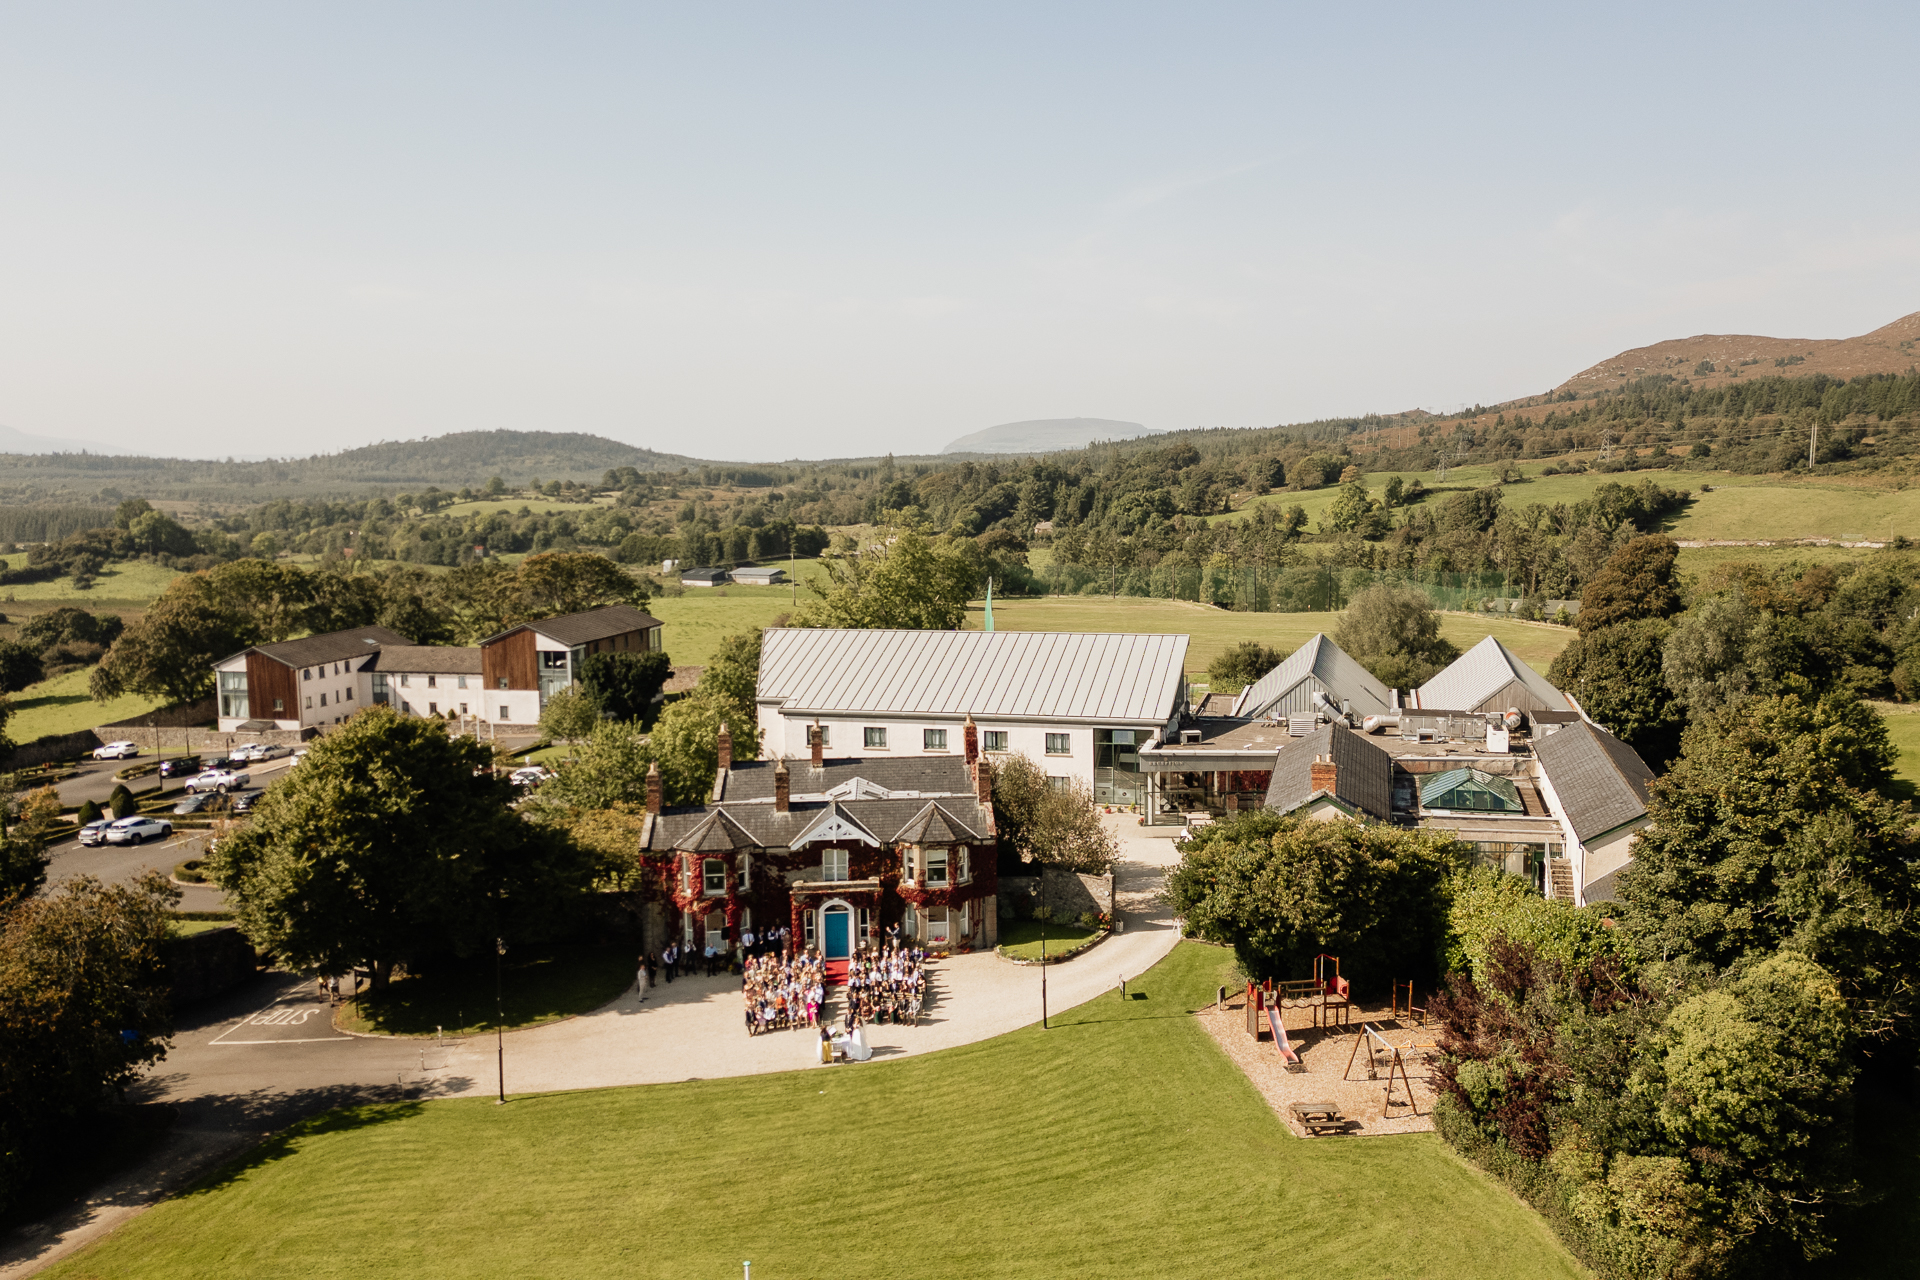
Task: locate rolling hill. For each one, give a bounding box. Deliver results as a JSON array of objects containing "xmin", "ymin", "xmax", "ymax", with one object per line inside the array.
[
  {"xmin": 1557, "ymin": 310, "xmax": 1920, "ymax": 397},
  {"xmin": 943, "ymin": 417, "xmax": 1163, "ymax": 454}
]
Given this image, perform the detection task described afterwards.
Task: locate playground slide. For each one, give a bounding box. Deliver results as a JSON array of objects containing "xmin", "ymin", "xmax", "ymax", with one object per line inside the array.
[{"xmin": 1266, "ymin": 1006, "xmax": 1300, "ymax": 1066}]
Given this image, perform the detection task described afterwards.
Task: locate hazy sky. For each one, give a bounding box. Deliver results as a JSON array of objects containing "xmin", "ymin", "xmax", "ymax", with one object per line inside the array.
[{"xmin": 2, "ymin": 3, "xmax": 1915, "ymax": 462}]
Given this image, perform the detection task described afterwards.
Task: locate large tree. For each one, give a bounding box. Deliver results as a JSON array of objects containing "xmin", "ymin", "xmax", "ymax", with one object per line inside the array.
[
  {"xmin": 793, "ymin": 531, "xmax": 976, "ymax": 630},
  {"xmin": 1546, "ymin": 618, "xmax": 1686, "ymax": 766},
  {"xmin": 1168, "ymin": 811, "xmax": 1468, "ymax": 990},
  {"xmin": 208, "ymin": 707, "xmax": 596, "ymax": 985},
  {"xmin": 1207, "ymin": 640, "xmax": 1285, "ymax": 696},
  {"xmin": 578, "ymin": 650, "xmax": 672, "ymax": 722},
  {"xmin": 90, "ymin": 572, "xmax": 251, "ymax": 704},
  {"xmin": 0, "ymin": 872, "xmax": 177, "ymax": 1215},
  {"xmin": 991, "ymin": 753, "xmax": 1119, "ymax": 875},
  {"xmin": 1334, "ymin": 583, "xmax": 1459, "ymax": 688},
  {"xmin": 1618, "ymin": 691, "xmax": 1916, "ymax": 1031},
  {"xmin": 1578, "ymin": 533, "xmax": 1683, "ymax": 633}
]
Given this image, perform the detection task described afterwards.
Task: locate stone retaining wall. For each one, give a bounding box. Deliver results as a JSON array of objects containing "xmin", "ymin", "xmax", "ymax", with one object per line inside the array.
[
  {"xmin": 998, "ymin": 866, "xmax": 1115, "ymax": 923},
  {"xmin": 4, "ymin": 729, "xmax": 104, "ymax": 770}
]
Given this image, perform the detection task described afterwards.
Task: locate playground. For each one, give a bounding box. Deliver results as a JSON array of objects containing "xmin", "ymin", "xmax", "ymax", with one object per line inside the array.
[{"xmin": 1198, "ymin": 956, "xmax": 1441, "ymax": 1138}]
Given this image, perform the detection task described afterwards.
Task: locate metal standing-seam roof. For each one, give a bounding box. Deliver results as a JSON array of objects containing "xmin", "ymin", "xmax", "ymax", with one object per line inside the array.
[
  {"xmin": 1231, "ymin": 633, "xmax": 1393, "ymax": 719},
  {"xmin": 1533, "ymin": 720, "xmax": 1654, "ymax": 843},
  {"xmin": 1415, "ymin": 635, "xmax": 1571, "ymax": 712},
  {"xmin": 757, "ymin": 628, "xmax": 1190, "ymax": 724}
]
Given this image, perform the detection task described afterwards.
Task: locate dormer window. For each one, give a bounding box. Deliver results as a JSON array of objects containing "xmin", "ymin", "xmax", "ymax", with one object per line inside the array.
[{"xmin": 823, "ymin": 849, "xmax": 849, "ymax": 881}]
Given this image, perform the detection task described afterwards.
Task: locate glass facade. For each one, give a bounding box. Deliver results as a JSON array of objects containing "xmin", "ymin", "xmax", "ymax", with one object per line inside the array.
[
  {"xmin": 217, "ymin": 670, "xmax": 248, "ymax": 720},
  {"xmin": 1095, "ymin": 728, "xmax": 1144, "ymax": 806}
]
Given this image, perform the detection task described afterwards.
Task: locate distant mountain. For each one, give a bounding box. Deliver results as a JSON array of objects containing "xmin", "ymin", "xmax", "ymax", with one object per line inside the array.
[
  {"xmin": 1558, "ymin": 310, "xmax": 1920, "ymax": 396},
  {"xmin": 0, "ymin": 430, "xmax": 708, "ymax": 503},
  {"xmin": 942, "ymin": 417, "xmax": 1164, "ymax": 455},
  {"xmin": 0, "ymin": 423, "xmax": 126, "ymax": 455}
]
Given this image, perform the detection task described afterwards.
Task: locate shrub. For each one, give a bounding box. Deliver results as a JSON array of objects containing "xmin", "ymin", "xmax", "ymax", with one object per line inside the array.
[
  {"xmin": 1077, "ymin": 911, "xmax": 1099, "ymax": 930},
  {"xmin": 76, "ymin": 799, "xmax": 102, "ymax": 826},
  {"xmin": 107, "ymin": 784, "xmax": 135, "ymax": 819},
  {"xmin": 1030, "ymin": 904, "xmax": 1053, "ymax": 924}
]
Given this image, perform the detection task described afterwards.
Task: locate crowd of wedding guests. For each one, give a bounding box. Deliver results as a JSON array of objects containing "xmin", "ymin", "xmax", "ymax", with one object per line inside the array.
[{"xmin": 739, "ymin": 938, "xmax": 930, "ymax": 1035}]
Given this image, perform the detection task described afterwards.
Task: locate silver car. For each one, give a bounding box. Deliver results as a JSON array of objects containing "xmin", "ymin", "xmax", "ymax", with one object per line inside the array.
[{"xmin": 104, "ymin": 816, "xmax": 174, "ymax": 845}]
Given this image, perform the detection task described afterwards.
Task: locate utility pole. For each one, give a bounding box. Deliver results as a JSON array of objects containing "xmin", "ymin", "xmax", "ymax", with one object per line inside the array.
[
  {"xmin": 1599, "ymin": 428, "xmax": 1614, "ymax": 462},
  {"xmin": 1809, "ymin": 421, "xmax": 1817, "ymax": 469}
]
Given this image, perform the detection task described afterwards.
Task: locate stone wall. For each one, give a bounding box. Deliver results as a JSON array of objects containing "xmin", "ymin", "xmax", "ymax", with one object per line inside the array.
[
  {"xmin": 998, "ymin": 866, "xmax": 1115, "ymax": 924},
  {"xmin": 3, "ymin": 729, "xmax": 104, "ymax": 770},
  {"xmin": 165, "ymin": 926, "xmax": 261, "ymax": 1007}
]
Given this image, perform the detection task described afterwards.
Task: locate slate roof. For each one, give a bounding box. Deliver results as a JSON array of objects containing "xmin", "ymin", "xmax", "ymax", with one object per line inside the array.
[
  {"xmin": 487, "ymin": 603, "xmax": 663, "ymax": 648},
  {"xmin": 1583, "ymin": 865, "xmax": 1622, "ymax": 903},
  {"xmin": 1416, "ymin": 635, "xmax": 1571, "ymax": 712},
  {"xmin": 365, "ymin": 645, "xmax": 483, "ymax": 674},
  {"xmin": 1232, "ymin": 633, "xmax": 1394, "ymax": 720},
  {"xmin": 1534, "ymin": 720, "xmax": 1654, "ymax": 843},
  {"xmin": 1263, "ymin": 724, "xmax": 1395, "ymax": 821},
  {"xmin": 717, "ymin": 755, "xmax": 977, "ymax": 803},
  {"xmin": 246, "ymin": 625, "xmax": 414, "ymax": 669},
  {"xmin": 678, "ymin": 809, "xmax": 759, "ymax": 852},
  {"xmin": 642, "ymin": 794, "xmax": 990, "ymax": 853},
  {"xmin": 895, "ymin": 801, "xmax": 979, "ymax": 845},
  {"xmin": 757, "ymin": 628, "xmax": 1189, "ymax": 724}
]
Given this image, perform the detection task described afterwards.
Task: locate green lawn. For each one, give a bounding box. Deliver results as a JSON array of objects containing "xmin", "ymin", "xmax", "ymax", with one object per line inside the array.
[
  {"xmin": 0, "ymin": 558, "xmax": 182, "ymax": 604},
  {"xmin": 1869, "ymin": 701, "xmax": 1920, "ymax": 797},
  {"xmin": 334, "ymin": 943, "xmax": 637, "ymax": 1038},
  {"xmin": 646, "ymin": 561, "xmax": 831, "ymax": 666},
  {"xmin": 1219, "ymin": 461, "xmax": 1920, "ymax": 546},
  {"xmin": 7, "ymin": 666, "xmax": 170, "ymax": 743},
  {"xmin": 997, "ymin": 918, "xmax": 1100, "ymax": 960},
  {"xmin": 46, "ymin": 942, "xmax": 1587, "ymax": 1280},
  {"xmin": 964, "ymin": 597, "xmax": 1574, "ymax": 679}
]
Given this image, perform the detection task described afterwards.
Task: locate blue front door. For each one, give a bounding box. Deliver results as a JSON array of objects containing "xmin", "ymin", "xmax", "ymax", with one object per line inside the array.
[{"xmin": 823, "ymin": 908, "xmax": 850, "ymax": 959}]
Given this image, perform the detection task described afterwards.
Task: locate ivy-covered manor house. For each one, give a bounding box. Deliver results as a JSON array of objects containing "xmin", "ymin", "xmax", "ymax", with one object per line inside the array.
[{"xmin": 637, "ymin": 721, "xmax": 1001, "ymax": 964}]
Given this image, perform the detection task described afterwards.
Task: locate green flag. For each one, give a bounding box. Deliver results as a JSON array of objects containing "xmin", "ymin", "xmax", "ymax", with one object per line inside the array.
[{"xmin": 984, "ymin": 577, "xmax": 994, "ymax": 632}]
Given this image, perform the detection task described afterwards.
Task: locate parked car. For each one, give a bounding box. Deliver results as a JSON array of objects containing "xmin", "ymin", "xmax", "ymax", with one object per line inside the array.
[
  {"xmin": 172, "ymin": 792, "xmax": 213, "ymax": 815},
  {"xmin": 105, "ymin": 816, "xmax": 173, "ymax": 845},
  {"xmin": 231, "ymin": 790, "xmax": 261, "ymax": 813},
  {"xmin": 185, "ymin": 767, "xmax": 251, "ymax": 794},
  {"xmin": 250, "ymin": 743, "xmax": 291, "ymax": 761},
  {"xmin": 93, "ymin": 741, "xmax": 140, "ymax": 761},
  {"xmin": 77, "ymin": 819, "xmax": 113, "ymax": 847},
  {"xmin": 159, "ymin": 755, "xmax": 204, "ymax": 779},
  {"xmin": 510, "ymin": 766, "xmax": 553, "ymax": 788},
  {"xmin": 291, "ymin": 749, "xmax": 309, "ymax": 767},
  {"xmin": 200, "ymin": 755, "xmax": 238, "ymax": 772},
  {"xmin": 228, "ymin": 743, "xmax": 264, "ymax": 762}
]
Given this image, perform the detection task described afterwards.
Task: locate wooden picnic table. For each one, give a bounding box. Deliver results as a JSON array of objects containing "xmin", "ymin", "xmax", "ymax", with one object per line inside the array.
[{"xmin": 1288, "ymin": 1100, "xmax": 1348, "ymax": 1134}]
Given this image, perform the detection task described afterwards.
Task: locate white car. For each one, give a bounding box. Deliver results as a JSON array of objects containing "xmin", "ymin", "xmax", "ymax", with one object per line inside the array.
[
  {"xmin": 93, "ymin": 741, "xmax": 140, "ymax": 760},
  {"xmin": 185, "ymin": 767, "xmax": 251, "ymax": 794},
  {"xmin": 104, "ymin": 815, "xmax": 173, "ymax": 845},
  {"xmin": 510, "ymin": 766, "xmax": 553, "ymax": 788},
  {"xmin": 229, "ymin": 743, "xmax": 266, "ymax": 761}
]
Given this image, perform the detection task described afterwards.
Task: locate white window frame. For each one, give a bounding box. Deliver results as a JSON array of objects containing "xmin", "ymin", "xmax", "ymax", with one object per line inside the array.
[
  {"xmin": 702, "ymin": 858, "xmax": 727, "ymax": 896},
  {"xmin": 1046, "ymin": 732, "xmax": 1071, "ymax": 755},
  {"xmin": 804, "ymin": 909, "xmax": 817, "ymax": 947},
  {"xmin": 956, "ymin": 847, "xmax": 971, "ymax": 885},
  {"xmin": 737, "ymin": 852, "xmax": 752, "ymax": 891},
  {"xmin": 982, "ymin": 730, "xmax": 1008, "ymax": 752},
  {"xmin": 864, "ymin": 726, "xmax": 887, "ymax": 750},
  {"xmin": 823, "ymin": 849, "xmax": 849, "ymax": 881},
  {"xmin": 925, "ymin": 847, "xmax": 949, "ymax": 886},
  {"xmin": 924, "ymin": 728, "xmax": 947, "ymax": 752}
]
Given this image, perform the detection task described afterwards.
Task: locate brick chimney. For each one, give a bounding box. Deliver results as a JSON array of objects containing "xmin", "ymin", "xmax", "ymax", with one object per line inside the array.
[
  {"xmin": 646, "ymin": 760, "xmax": 662, "ymax": 815},
  {"xmin": 809, "ymin": 721, "xmax": 823, "ymax": 768},
  {"xmin": 975, "ymin": 756, "xmax": 992, "ymax": 805},
  {"xmin": 774, "ymin": 758, "xmax": 790, "ymax": 813},
  {"xmin": 963, "ymin": 713, "xmax": 979, "ymax": 766},
  {"xmin": 1310, "ymin": 754, "xmax": 1337, "ymax": 796},
  {"xmin": 717, "ymin": 721, "xmax": 732, "ymax": 775}
]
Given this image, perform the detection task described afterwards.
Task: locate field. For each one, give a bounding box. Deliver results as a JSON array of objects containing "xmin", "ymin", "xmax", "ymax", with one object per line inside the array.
[
  {"xmin": 1220, "ymin": 460, "xmax": 1920, "ymax": 550},
  {"xmin": 8, "ymin": 666, "xmax": 168, "ymax": 742},
  {"xmin": 965, "ymin": 596, "xmax": 1572, "ymax": 679},
  {"xmin": 43, "ymin": 942, "xmax": 1590, "ymax": 1280},
  {"xmin": 644, "ymin": 559, "xmax": 831, "ymax": 666},
  {"xmin": 0, "ymin": 558, "xmax": 182, "ymax": 604}
]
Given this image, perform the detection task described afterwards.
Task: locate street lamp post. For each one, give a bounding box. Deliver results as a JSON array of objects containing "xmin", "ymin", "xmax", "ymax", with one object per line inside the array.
[
  {"xmin": 494, "ymin": 937, "xmax": 507, "ymax": 1105},
  {"xmin": 1040, "ymin": 911, "xmax": 1048, "ymax": 1030}
]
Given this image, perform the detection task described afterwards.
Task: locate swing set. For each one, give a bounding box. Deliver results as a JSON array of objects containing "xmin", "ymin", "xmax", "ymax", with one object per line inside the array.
[{"xmin": 1343, "ymin": 1022, "xmax": 1422, "ymax": 1118}]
